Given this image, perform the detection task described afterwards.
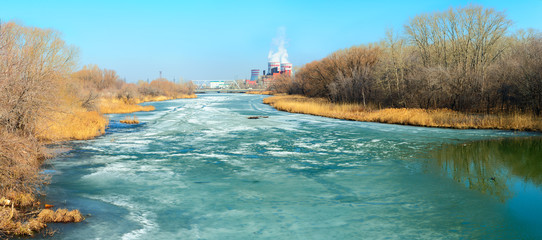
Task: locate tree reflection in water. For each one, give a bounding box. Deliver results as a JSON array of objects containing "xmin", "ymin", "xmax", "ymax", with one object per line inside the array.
[{"xmin": 432, "ymin": 137, "xmax": 542, "ymax": 202}]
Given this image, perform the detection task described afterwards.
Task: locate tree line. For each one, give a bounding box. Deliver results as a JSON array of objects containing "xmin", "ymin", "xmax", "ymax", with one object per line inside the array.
[
  {"xmin": 271, "ymin": 5, "xmax": 542, "ymax": 115},
  {"xmin": 72, "ymin": 64, "xmax": 196, "ymax": 111}
]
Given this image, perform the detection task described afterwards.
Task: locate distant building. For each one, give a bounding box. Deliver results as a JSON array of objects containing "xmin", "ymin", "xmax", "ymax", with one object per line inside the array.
[
  {"xmin": 250, "ymin": 69, "xmax": 259, "ymax": 81},
  {"xmin": 245, "ymin": 80, "xmax": 257, "ymax": 87},
  {"xmin": 246, "ymin": 49, "xmax": 293, "ymax": 88},
  {"xmin": 209, "ymin": 81, "xmax": 227, "ymax": 89}
]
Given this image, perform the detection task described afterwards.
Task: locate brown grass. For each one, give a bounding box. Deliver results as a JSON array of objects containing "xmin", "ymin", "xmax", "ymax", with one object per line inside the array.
[
  {"xmin": 98, "ymin": 94, "xmax": 197, "ymax": 114},
  {"xmin": 246, "ymin": 90, "xmax": 273, "ymax": 95},
  {"xmin": 34, "ymin": 93, "xmax": 198, "ymax": 140},
  {"xmin": 98, "ymin": 97, "xmax": 156, "ymax": 114},
  {"xmin": 35, "ymin": 94, "xmax": 197, "ymax": 140},
  {"xmin": 36, "ymin": 209, "xmax": 55, "ymax": 223},
  {"xmin": 4, "ymin": 191, "xmax": 35, "ymax": 208},
  {"xmin": 1, "ymin": 107, "xmax": 98, "ymax": 236},
  {"xmin": 0, "ymin": 208, "xmax": 84, "ymax": 237},
  {"xmin": 1, "ymin": 92, "xmax": 198, "ymax": 237},
  {"xmin": 0, "ymin": 131, "xmax": 83, "ymax": 237},
  {"xmin": 134, "ymin": 94, "xmax": 197, "ymax": 103},
  {"xmin": 0, "ymin": 131, "xmax": 42, "ymax": 201},
  {"xmin": 120, "ymin": 115, "xmax": 140, "ymax": 124},
  {"xmin": 263, "ymin": 95, "xmax": 542, "ymax": 131},
  {"xmin": 35, "ymin": 108, "xmax": 109, "ymax": 141},
  {"xmin": 38, "ymin": 209, "xmax": 83, "ymax": 223},
  {"xmin": 25, "ymin": 218, "xmax": 46, "ymax": 232}
]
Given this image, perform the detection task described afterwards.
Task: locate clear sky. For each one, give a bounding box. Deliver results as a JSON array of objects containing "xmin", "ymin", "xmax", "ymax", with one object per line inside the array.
[{"xmin": 1, "ymin": 0, "xmax": 541, "ymax": 82}]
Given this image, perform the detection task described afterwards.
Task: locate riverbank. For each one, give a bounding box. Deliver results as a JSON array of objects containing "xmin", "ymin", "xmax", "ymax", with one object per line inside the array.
[
  {"xmin": 98, "ymin": 94, "xmax": 197, "ymax": 114},
  {"xmin": 264, "ymin": 95, "xmax": 542, "ymax": 132},
  {"xmin": 246, "ymin": 90, "xmax": 273, "ymax": 95},
  {"xmin": 0, "ymin": 129, "xmax": 86, "ymax": 237},
  {"xmin": 0, "ymin": 94, "xmax": 196, "ymax": 237},
  {"xmin": 36, "ymin": 94, "xmax": 198, "ymax": 141}
]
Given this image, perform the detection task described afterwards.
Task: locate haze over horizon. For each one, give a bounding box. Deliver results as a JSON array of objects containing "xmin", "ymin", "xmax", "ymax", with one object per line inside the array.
[{"xmin": 1, "ymin": 0, "xmax": 541, "ymax": 82}]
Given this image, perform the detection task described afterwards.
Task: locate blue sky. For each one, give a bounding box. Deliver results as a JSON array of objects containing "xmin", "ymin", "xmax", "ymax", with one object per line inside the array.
[{"xmin": 1, "ymin": 0, "xmax": 541, "ymax": 82}]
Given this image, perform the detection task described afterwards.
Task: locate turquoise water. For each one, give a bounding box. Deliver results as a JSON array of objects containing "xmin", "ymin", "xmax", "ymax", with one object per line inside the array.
[{"xmin": 42, "ymin": 94, "xmax": 542, "ymax": 239}]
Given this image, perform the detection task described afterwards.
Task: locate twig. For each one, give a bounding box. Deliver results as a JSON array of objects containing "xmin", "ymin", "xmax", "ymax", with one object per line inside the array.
[{"xmin": 21, "ymin": 209, "xmax": 41, "ymax": 216}]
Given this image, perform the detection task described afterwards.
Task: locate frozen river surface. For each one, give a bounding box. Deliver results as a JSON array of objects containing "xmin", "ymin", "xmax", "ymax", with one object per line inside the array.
[{"xmin": 43, "ymin": 94, "xmax": 542, "ymax": 239}]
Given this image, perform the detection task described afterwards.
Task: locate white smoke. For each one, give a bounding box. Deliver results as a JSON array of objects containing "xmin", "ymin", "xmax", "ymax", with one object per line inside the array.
[{"xmin": 268, "ymin": 27, "xmax": 289, "ymax": 63}]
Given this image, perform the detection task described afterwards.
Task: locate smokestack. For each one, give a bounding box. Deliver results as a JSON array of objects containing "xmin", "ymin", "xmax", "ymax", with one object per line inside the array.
[
  {"xmin": 280, "ymin": 63, "xmax": 292, "ymax": 72},
  {"xmin": 268, "ymin": 62, "xmax": 280, "ymax": 74},
  {"xmin": 250, "ymin": 69, "xmax": 259, "ymax": 80}
]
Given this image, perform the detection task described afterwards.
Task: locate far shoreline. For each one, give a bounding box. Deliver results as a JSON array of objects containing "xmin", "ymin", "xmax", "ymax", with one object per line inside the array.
[{"xmin": 263, "ymin": 95, "xmax": 542, "ymax": 132}]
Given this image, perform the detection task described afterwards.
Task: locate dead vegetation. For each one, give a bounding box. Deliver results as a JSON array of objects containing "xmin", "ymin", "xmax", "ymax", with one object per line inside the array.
[
  {"xmin": 75, "ymin": 67, "xmax": 197, "ymax": 115},
  {"xmin": 98, "ymin": 98, "xmax": 155, "ymax": 114},
  {"xmin": 271, "ymin": 6, "xmax": 542, "ymax": 120},
  {"xmin": 0, "ymin": 20, "xmax": 198, "ymax": 237},
  {"xmin": 37, "ymin": 209, "xmax": 84, "ymax": 223},
  {"xmin": 72, "ymin": 65, "xmax": 197, "ymax": 115},
  {"xmin": 1, "ymin": 207, "xmax": 84, "ymax": 237},
  {"xmin": 36, "ymin": 109, "xmax": 109, "ymax": 141},
  {"xmin": 264, "ymin": 95, "xmax": 542, "ymax": 131},
  {"xmin": 0, "ymin": 20, "xmax": 197, "ymax": 237},
  {"xmin": 246, "ymin": 90, "xmax": 273, "ymax": 95},
  {"xmin": 120, "ymin": 115, "xmax": 140, "ymax": 124},
  {"xmin": 0, "ymin": 130, "xmax": 82, "ymax": 237}
]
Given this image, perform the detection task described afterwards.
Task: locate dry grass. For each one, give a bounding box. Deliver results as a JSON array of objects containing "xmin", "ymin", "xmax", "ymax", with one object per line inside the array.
[
  {"xmin": 120, "ymin": 115, "xmax": 139, "ymax": 124},
  {"xmin": 98, "ymin": 94, "xmax": 197, "ymax": 114},
  {"xmin": 0, "ymin": 131, "xmax": 81, "ymax": 237},
  {"xmin": 0, "ymin": 129, "xmax": 45, "ymax": 237},
  {"xmin": 1, "ymin": 107, "xmax": 96, "ymax": 237},
  {"xmin": 0, "ymin": 130, "xmax": 42, "ymax": 200},
  {"xmin": 1, "ymin": 92, "xmax": 196, "ymax": 237},
  {"xmin": 0, "ymin": 207, "xmax": 83, "ymax": 237},
  {"xmin": 25, "ymin": 218, "xmax": 46, "ymax": 232},
  {"xmin": 264, "ymin": 95, "xmax": 542, "ymax": 131},
  {"xmin": 134, "ymin": 94, "xmax": 197, "ymax": 103},
  {"xmin": 3, "ymin": 191, "xmax": 35, "ymax": 208},
  {"xmin": 1, "ymin": 93, "xmax": 197, "ymax": 236},
  {"xmin": 246, "ymin": 90, "xmax": 273, "ymax": 95},
  {"xmin": 1, "ymin": 207, "xmax": 23, "ymax": 236},
  {"xmin": 98, "ymin": 97, "xmax": 156, "ymax": 114},
  {"xmin": 35, "ymin": 109, "xmax": 109, "ymax": 141},
  {"xmin": 38, "ymin": 209, "xmax": 83, "ymax": 223}
]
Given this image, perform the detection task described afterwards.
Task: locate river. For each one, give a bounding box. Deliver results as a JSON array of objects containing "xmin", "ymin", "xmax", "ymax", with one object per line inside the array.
[{"xmin": 41, "ymin": 94, "xmax": 542, "ymax": 239}]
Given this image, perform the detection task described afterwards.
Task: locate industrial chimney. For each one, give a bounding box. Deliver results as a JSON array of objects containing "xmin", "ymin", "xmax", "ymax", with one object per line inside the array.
[
  {"xmin": 268, "ymin": 62, "xmax": 280, "ymax": 74},
  {"xmin": 250, "ymin": 69, "xmax": 259, "ymax": 81},
  {"xmin": 280, "ymin": 63, "xmax": 293, "ymax": 75}
]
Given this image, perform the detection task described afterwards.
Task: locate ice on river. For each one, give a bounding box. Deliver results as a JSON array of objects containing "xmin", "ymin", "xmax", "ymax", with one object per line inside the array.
[{"xmin": 44, "ymin": 94, "xmax": 542, "ymax": 239}]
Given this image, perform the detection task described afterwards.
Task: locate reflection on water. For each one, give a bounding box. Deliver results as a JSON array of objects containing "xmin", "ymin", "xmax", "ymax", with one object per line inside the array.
[{"xmin": 433, "ymin": 137, "xmax": 542, "ymax": 202}]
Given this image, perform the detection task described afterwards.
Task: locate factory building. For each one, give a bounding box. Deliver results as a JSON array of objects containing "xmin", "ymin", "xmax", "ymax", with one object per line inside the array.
[
  {"xmin": 261, "ymin": 60, "xmax": 292, "ymax": 87},
  {"xmin": 208, "ymin": 81, "xmax": 227, "ymax": 89},
  {"xmin": 267, "ymin": 62, "xmax": 281, "ymax": 75},
  {"xmin": 245, "ymin": 47, "xmax": 293, "ymax": 88},
  {"xmin": 265, "ymin": 61, "xmax": 291, "ymax": 77}
]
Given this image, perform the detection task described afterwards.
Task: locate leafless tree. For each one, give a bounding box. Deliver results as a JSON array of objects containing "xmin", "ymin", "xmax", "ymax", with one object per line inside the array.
[{"xmin": 0, "ymin": 22, "xmax": 77, "ymax": 135}]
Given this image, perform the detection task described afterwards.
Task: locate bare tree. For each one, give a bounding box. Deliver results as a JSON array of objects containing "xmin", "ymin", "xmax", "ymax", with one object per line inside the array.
[
  {"xmin": 273, "ymin": 5, "xmax": 541, "ymax": 116},
  {"xmin": 0, "ymin": 22, "xmax": 77, "ymax": 135},
  {"xmin": 405, "ymin": 5, "xmax": 511, "ymax": 111}
]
